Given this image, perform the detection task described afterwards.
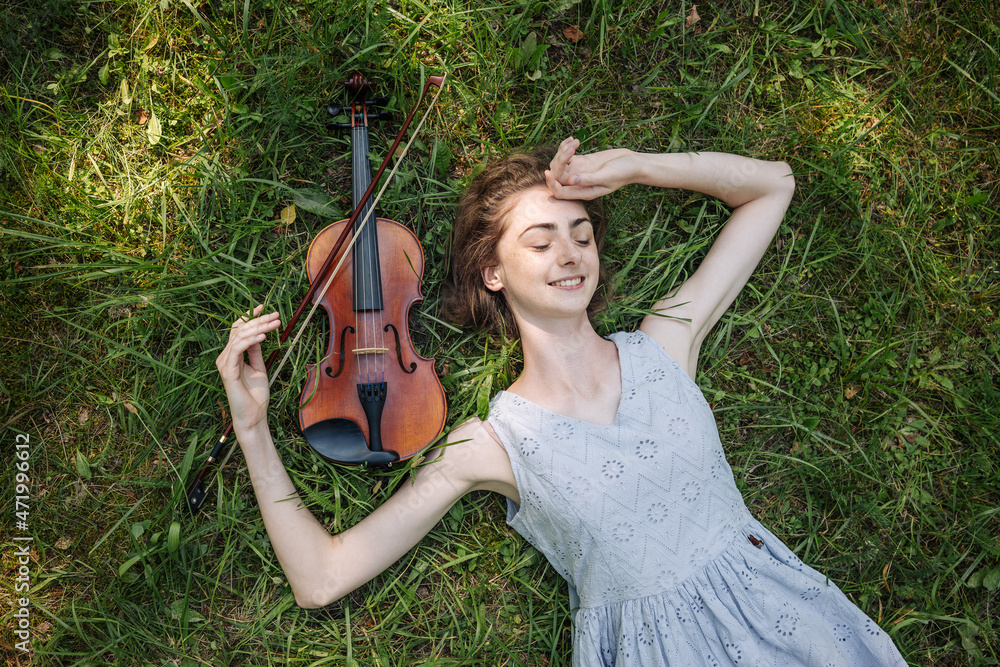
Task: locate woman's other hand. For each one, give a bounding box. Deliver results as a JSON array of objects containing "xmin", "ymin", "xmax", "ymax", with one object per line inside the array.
[
  {"xmin": 215, "ymin": 304, "xmax": 282, "ymax": 434},
  {"xmin": 545, "ymin": 136, "xmax": 637, "ymax": 200}
]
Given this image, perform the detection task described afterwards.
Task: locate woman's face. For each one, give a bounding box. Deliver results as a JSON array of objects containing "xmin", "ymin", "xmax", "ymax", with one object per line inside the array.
[{"xmin": 482, "ymin": 186, "xmax": 599, "ymax": 325}]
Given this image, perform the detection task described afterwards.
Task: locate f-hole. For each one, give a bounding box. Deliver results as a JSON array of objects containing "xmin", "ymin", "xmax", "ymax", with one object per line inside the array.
[
  {"xmin": 384, "ymin": 324, "xmax": 416, "ymax": 374},
  {"xmin": 325, "ymin": 325, "xmax": 355, "ymax": 379}
]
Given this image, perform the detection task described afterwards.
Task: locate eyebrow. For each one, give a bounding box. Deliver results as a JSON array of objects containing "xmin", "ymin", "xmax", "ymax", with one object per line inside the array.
[{"xmin": 516, "ymin": 217, "xmax": 592, "ymax": 240}]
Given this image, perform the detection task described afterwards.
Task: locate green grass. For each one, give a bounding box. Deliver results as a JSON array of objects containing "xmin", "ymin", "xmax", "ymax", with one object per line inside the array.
[{"xmin": 1, "ymin": 0, "xmax": 998, "ymax": 664}]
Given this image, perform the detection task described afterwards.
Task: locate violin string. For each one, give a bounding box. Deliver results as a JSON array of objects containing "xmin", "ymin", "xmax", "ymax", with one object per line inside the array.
[
  {"xmin": 267, "ymin": 78, "xmax": 446, "ymax": 387},
  {"xmin": 372, "ymin": 110, "xmax": 386, "ymax": 386},
  {"xmin": 359, "ymin": 113, "xmax": 377, "ymax": 386},
  {"xmin": 358, "ymin": 120, "xmax": 370, "ymax": 386},
  {"xmin": 362, "ymin": 119, "xmax": 375, "ymax": 385},
  {"xmin": 360, "ymin": 115, "xmax": 374, "ymax": 385},
  {"xmin": 353, "ymin": 121, "xmax": 363, "ymax": 385}
]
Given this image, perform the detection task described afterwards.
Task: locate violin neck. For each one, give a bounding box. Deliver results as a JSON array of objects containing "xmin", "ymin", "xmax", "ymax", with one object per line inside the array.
[{"xmin": 351, "ymin": 119, "xmax": 384, "ymax": 311}]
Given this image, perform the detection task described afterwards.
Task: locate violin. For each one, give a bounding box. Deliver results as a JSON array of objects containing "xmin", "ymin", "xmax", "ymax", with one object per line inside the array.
[
  {"xmin": 185, "ymin": 73, "xmax": 446, "ymax": 513},
  {"xmin": 297, "ymin": 73, "xmax": 446, "ymax": 466}
]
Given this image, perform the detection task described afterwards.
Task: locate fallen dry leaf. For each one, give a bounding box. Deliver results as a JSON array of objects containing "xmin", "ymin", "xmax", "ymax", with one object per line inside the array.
[
  {"xmin": 136, "ymin": 108, "xmax": 150, "ymax": 125},
  {"xmin": 686, "ymin": 4, "xmax": 701, "ymax": 28},
  {"xmin": 278, "ymin": 204, "xmax": 297, "ymax": 226},
  {"xmin": 844, "ymin": 385, "xmax": 861, "ymax": 400},
  {"xmin": 78, "ymin": 407, "xmax": 90, "ymax": 424},
  {"xmin": 124, "ymin": 401, "xmax": 138, "ymax": 414},
  {"xmin": 55, "ymin": 536, "xmax": 72, "ymax": 550},
  {"xmin": 563, "ymin": 25, "xmax": 584, "ymax": 43}
]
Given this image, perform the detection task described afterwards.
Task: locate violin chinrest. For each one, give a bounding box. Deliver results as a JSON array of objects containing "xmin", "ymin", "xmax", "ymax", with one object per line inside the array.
[{"xmin": 301, "ymin": 418, "xmax": 399, "ymax": 467}]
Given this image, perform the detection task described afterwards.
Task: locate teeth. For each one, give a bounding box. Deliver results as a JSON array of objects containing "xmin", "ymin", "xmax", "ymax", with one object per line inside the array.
[{"xmin": 551, "ymin": 277, "xmax": 582, "ymax": 287}]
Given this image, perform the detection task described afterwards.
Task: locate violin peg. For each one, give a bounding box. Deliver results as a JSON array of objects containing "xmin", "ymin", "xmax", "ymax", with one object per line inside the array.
[{"xmin": 326, "ymin": 104, "xmax": 345, "ymax": 117}]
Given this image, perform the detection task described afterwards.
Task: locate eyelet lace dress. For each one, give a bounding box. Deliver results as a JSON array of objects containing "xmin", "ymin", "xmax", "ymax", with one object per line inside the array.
[{"xmin": 487, "ymin": 331, "xmax": 906, "ymax": 666}]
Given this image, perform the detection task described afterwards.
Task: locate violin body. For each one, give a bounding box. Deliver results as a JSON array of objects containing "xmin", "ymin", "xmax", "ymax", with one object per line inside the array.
[
  {"xmin": 298, "ymin": 217, "xmax": 446, "ymax": 465},
  {"xmin": 298, "ymin": 74, "xmax": 446, "ymax": 466}
]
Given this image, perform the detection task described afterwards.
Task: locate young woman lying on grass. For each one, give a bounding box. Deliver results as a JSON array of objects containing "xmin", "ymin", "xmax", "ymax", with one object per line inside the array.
[{"xmin": 216, "ymin": 137, "xmax": 906, "ymax": 665}]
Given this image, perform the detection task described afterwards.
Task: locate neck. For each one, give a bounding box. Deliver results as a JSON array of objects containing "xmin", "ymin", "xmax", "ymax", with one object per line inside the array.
[{"xmin": 510, "ymin": 314, "xmax": 614, "ymax": 400}]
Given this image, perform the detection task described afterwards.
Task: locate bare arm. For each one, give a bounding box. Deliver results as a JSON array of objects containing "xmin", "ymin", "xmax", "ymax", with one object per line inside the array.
[
  {"xmin": 546, "ymin": 138, "xmax": 795, "ymax": 375},
  {"xmin": 216, "ymin": 307, "xmax": 515, "ymax": 608}
]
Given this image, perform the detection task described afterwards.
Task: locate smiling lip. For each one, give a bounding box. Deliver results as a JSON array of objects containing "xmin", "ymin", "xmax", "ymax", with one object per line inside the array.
[{"xmin": 549, "ymin": 276, "xmax": 584, "ymax": 288}]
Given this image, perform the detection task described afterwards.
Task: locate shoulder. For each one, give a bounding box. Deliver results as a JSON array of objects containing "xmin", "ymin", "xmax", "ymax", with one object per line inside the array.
[{"xmin": 433, "ymin": 417, "xmax": 517, "ymax": 500}]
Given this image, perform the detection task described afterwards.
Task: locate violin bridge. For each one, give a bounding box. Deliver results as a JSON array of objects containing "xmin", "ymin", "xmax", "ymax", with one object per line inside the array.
[{"xmin": 353, "ymin": 347, "xmax": 389, "ymax": 355}]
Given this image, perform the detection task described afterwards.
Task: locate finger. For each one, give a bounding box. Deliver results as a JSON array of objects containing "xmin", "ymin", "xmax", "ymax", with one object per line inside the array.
[
  {"xmin": 231, "ymin": 304, "xmax": 266, "ymax": 331},
  {"xmin": 565, "ymin": 170, "xmax": 600, "ymax": 188},
  {"xmin": 233, "ymin": 314, "xmax": 281, "ymax": 351},
  {"xmin": 548, "ymin": 137, "xmax": 579, "ymax": 178},
  {"xmin": 220, "ymin": 313, "xmax": 280, "ymax": 374},
  {"xmin": 230, "ymin": 310, "xmax": 280, "ymax": 339},
  {"xmin": 245, "ymin": 338, "xmax": 265, "ymax": 374},
  {"xmin": 545, "ymin": 169, "xmax": 568, "ymax": 198},
  {"xmin": 223, "ymin": 327, "xmax": 268, "ymax": 378},
  {"xmin": 547, "ymin": 178, "xmax": 607, "ymax": 201},
  {"xmin": 246, "ymin": 321, "xmax": 277, "ymax": 372}
]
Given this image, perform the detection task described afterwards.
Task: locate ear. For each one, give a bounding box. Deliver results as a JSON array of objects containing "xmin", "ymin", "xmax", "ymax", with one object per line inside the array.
[{"xmin": 481, "ymin": 265, "xmax": 504, "ymax": 293}]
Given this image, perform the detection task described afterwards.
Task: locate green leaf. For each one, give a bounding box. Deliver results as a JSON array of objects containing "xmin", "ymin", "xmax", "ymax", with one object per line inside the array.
[
  {"xmin": 448, "ymin": 498, "xmax": 464, "ymax": 523},
  {"xmin": 293, "ymin": 188, "xmax": 341, "ymax": 218},
  {"xmin": 119, "ymin": 553, "xmax": 143, "ymax": 577},
  {"xmin": 517, "ymin": 32, "xmax": 537, "ymax": 68},
  {"xmin": 476, "ymin": 375, "xmax": 493, "ymax": 421},
  {"xmin": 120, "ymin": 78, "xmax": 132, "ymax": 105},
  {"xmin": 964, "ymin": 193, "xmax": 988, "ymax": 206},
  {"xmin": 180, "ymin": 434, "xmax": 196, "ymax": 483},
  {"xmin": 146, "ymin": 110, "xmax": 162, "ymax": 145},
  {"xmin": 931, "ymin": 373, "xmax": 954, "ymax": 391},
  {"xmin": 75, "ymin": 451, "xmax": 92, "ymax": 480},
  {"xmin": 167, "ymin": 521, "xmax": 181, "ymax": 554},
  {"xmin": 983, "ymin": 567, "xmax": 1000, "ymax": 591},
  {"xmin": 216, "ymin": 74, "xmax": 238, "ymax": 91},
  {"xmin": 169, "ymin": 598, "xmax": 205, "ymax": 623},
  {"xmin": 801, "ymin": 416, "xmax": 821, "ymax": 431},
  {"xmin": 99, "ymin": 62, "xmax": 110, "ymax": 85}
]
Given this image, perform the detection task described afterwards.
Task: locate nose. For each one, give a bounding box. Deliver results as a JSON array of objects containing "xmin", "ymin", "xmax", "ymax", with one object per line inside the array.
[{"xmin": 556, "ymin": 235, "xmax": 582, "ymax": 265}]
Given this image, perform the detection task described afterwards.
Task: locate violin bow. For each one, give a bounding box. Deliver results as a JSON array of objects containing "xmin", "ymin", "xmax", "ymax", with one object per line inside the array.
[{"xmin": 185, "ymin": 73, "xmax": 447, "ymax": 514}]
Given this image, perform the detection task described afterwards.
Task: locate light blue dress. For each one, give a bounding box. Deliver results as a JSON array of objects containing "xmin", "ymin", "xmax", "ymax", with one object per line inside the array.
[{"xmin": 487, "ymin": 331, "xmax": 907, "ymax": 666}]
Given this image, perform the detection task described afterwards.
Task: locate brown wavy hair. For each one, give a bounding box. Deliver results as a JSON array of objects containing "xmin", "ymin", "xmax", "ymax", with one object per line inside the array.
[{"xmin": 446, "ymin": 146, "xmax": 610, "ymax": 338}]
